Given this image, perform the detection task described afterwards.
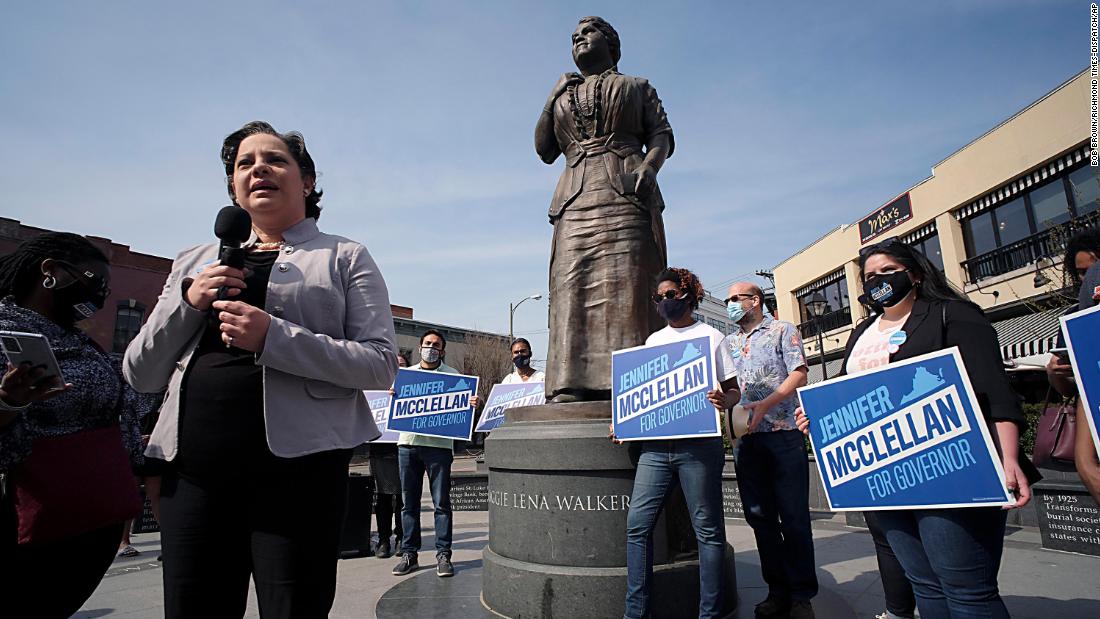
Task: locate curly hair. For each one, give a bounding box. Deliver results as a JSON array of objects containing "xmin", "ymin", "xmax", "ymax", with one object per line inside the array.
[
  {"xmin": 578, "ymin": 16, "xmax": 621, "ymax": 67},
  {"xmin": 0, "ymin": 232, "xmax": 108, "ymax": 299},
  {"xmin": 221, "ymin": 121, "xmax": 323, "ymax": 220},
  {"xmin": 1063, "ymin": 228, "xmax": 1100, "ymax": 287},
  {"xmin": 656, "ymin": 267, "xmax": 704, "ymax": 311}
]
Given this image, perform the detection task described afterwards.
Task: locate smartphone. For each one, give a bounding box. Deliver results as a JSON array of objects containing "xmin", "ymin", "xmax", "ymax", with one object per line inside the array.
[
  {"xmin": 0, "ymin": 331, "xmax": 65, "ymax": 382},
  {"xmin": 1050, "ymin": 347, "xmax": 1070, "ymax": 363}
]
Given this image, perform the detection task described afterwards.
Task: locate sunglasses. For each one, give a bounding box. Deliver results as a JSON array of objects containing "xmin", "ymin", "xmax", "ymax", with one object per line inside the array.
[
  {"xmin": 56, "ymin": 261, "xmax": 111, "ymax": 298},
  {"xmin": 723, "ymin": 294, "xmax": 757, "ymax": 305},
  {"xmin": 858, "ymin": 236, "xmax": 905, "ymax": 258},
  {"xmin": 652, "ymin": 289, "xmax": 687, "ymax": 304}
]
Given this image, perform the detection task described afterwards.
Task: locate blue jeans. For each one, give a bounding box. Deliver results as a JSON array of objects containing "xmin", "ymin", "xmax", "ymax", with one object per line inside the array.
[
  {"xmin": 734, "ymin": 430, "xmax": 818, "ymax": 601},
  {"xmin": 397, "ymin": 445, "xmax": 452, "ymax": 559},
  {"xmin": 874, "ymin": 508, "xmax": 1009, "ymax": 619},
  {"xmin": 624, "ymin": 438, "xmax": 726, "ymax": 619}
]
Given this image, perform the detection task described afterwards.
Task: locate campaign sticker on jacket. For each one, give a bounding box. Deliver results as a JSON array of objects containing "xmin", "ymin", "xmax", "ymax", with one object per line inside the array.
[
  {"xmin": 387, "ymin": 368, "xmax": 479, "ymax": 441},
  {"xmin": 612, "ymin": 336, "xmax": 719, "ymax": 441},
  {"xmin": 474, "ymin": 382, "xmax": 545, "ymax": 433},
  {"xmin": 363, "ymin": 390, "xmax": 400, "ymax": 444},
  {"xmin": 1061, "ymin": 303, "xmax": 1100, "ymax": 456},
  {"xmin": 797, "ymin": 348, "xmax": 1012, "ymax": 511}
]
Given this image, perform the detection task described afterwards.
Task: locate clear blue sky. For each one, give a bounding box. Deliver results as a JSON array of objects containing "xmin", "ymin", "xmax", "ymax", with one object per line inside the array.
[{"xmin": 0, "ymin": 1, "xmax": 1086, "ymax": 364}]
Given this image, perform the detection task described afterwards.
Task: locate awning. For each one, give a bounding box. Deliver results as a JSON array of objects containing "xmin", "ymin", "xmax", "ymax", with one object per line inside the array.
[
  {"xmin": 806, "ymin": 358, "xmax": 845, "ymax": 384},
  {"xmin": 992, "ymin": 306, "xmax": 1071, "ymax": 361}
]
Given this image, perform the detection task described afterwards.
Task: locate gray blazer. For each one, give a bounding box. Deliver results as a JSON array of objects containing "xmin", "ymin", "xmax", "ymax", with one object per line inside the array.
[{"xmin": 123, "ymin": 218, "xmax": 398, "ymax": 459}]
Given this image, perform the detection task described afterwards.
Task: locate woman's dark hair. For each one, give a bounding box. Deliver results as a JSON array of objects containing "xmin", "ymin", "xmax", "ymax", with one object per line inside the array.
[
  {"xmin": 1063, "ymin": 228, "xmax": 1100, "ymax": 287},
  {"xmin": 657, "ymin": 267, "xmax": 704, "ymax": 311},
  {"xmin": 510, "ymin": 337, "xmax": 532, "ymax": 351},
  {"xmin": 221, "ymin": 121, "xmax": 323, "ymax": 220},
  {"xmin": 420, "ymin": 329, "xmax": 446, "ymax": 350},
  {"xmin": 858, "ymin": 240, "xmax": 974, "ymax": 312},
  {"xmin": 0, "ymin": 232, "xmax": 108, "ymax": 299},
  {"xmin": 578, "ymin": 16, "xmax": 621, "ymax": 67}
]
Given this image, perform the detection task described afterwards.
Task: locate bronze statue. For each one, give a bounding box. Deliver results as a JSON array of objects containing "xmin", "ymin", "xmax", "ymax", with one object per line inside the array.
[{"xmin": 536, "ymin": 16, "xmax": 674, "ymax": 402}]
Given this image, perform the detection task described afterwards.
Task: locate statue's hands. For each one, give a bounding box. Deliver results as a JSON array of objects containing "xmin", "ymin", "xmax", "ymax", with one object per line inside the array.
[
  {"xmin": 633, "ymin": 163, "xmax": 657, "ymax": 199},
  {"xmin": 550, "ymin": 72, "xmax": 584, "ymax": 100}
]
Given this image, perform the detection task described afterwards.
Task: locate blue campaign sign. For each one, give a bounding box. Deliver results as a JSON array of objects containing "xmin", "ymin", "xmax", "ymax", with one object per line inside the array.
[
  {"xmin": 612, "ymin": 336, "xmax": 719, "ymax": 441},
  {"xmin": 363, "ymin": 390, "xmax": 400, "ymax": 444},
  {"xmin": 797, "ymin": 348, "xmax": 1012, "ymax": 511},
  {"xmin": 1061, "ymin": 303, "xmax": 1100, "ymax": 456},
  {"xmin": 474, "ymin": 382, "xmax": 545, "ymax": 433},
  {"xmin": 387, "ymin": 368, "xmax": 480, "ymax": 441}
]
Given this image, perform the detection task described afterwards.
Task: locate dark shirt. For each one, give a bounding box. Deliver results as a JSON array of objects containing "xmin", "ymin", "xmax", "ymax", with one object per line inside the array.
[
  {"xmin": 0, "ymin": 298, "xmax": 146, "ymax": 471},
  {"xmin": 175, "ymin": 250, "xmax": 278, "ymax": 479}
]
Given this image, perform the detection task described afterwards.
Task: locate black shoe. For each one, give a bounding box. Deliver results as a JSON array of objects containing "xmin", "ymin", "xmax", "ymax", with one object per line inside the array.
[
  {"xmin": 436, "ymin": 554, "xmax": 454, "ymax": 577},
  {"xmin": 789, "ymin": 600, "xmax": 815, "ymax": 619},
  {"xmin": 392, "ymin": 553, "xmax": 418, "ymax": 576},
  {"xmin": 754, "ymin": 595, "xmax": 792, "ymax": 618},
  {"xmin": 375, "ymin": 540, "xmax": 392, "ymax": 559}
]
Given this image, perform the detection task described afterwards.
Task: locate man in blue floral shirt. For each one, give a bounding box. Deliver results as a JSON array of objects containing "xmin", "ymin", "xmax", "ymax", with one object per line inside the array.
[{"xmin": 722, "ymin": 282, "xmax": 817, "ymax": 619}]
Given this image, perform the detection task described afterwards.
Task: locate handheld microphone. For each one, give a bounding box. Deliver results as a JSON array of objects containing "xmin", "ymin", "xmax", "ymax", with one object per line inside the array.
[{"xmin": 213, "ymin": 205, "xmax": 252, "ymax": 301}]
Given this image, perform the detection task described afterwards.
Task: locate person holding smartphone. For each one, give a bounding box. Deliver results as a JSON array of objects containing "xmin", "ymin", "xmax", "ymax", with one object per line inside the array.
[
  {"xmin": 0, "ymin": 232, "xmax": 146, "ymax": 618},
  {"xmin": 1046, "ymin": 229, "xmax": 1100, "ymax": 503}
]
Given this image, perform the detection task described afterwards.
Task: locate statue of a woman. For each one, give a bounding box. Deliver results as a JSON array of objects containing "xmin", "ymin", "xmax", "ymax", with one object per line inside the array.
[{"xmin": 536, "ymin": 16, "xmax": 674, "ymax": 403}]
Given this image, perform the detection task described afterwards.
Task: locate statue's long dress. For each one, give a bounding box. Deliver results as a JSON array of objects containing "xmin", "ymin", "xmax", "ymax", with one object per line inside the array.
[{"xmin": 544, "ymin": 72, "xmax": 674, "ymax": 399}]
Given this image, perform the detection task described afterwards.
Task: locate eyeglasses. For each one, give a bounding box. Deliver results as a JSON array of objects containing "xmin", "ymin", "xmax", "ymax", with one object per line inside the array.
[
  {"xmin": 723, "ymin": 294, "xmax": 757, "ymax": 305},
  {"xmin": 858, "ymin": 236, "xmax": 905, "ymax": 258},
  {"xmin": 652, "ymin": 290, "xmax": 686, "ymax": 304},
  {"xmin": 56, "ymin": 261, "xmax": 110, "ymax": 298}
]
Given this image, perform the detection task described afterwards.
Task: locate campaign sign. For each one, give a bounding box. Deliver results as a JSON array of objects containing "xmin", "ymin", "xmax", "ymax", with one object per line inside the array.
[
  {"xmin": 363, "ymin": 390, "xmax": 400, "ymax": 443},
  {"xmin": 797, "ymin": 348, "xmax": 1012, "ymax": 511},
  {"xmin": 387, "ymin": 368, "xmax": 479, "ymax": 441},
  {"xmin": 612, "ymin": 336, "xmax": 719, "ymax": 441},
  {"xmin": 1061, "ymin": 303, "xmax": 1100, "ymax": 455},
  {"xmin": 474, "ymin": 382, "xmax": 545, "ymax": 433}
]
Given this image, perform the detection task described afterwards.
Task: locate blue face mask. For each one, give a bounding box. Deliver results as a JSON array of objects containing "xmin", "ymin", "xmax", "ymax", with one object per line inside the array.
[{"xmin": 726, "ymin": 301, "xmax": 747, "ymax": 323}]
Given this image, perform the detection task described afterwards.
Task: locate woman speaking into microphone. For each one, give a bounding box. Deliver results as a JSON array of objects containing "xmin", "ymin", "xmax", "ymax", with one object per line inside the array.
[{"xmin": 124, "ymin": 121, "xmax": 398, "ymax": 618}]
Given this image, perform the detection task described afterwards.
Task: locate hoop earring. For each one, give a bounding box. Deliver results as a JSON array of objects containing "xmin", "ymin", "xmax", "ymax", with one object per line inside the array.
[{"xmin": 42, "ymin": 274, "xmax": 57, "ymax": 289}]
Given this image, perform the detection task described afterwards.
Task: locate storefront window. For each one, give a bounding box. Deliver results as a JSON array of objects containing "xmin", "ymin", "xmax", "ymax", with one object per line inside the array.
[
  {"xmin": 797, "ymin": 273, "xmax": 851, "ymax": 335},
  {"xmin": 913, "ymin": 233, "xmax": 944, "ymax": 272},
  {"xmin": 1069, "ymin": 165, "xmax": 1100, "ymax": 215},
  {"xmin": 993, "ymin": 196, "xmax": 1031, "ymax": 245},
  {"xmin": 1030, "ymin": 180, "xmax": 1073, "ymax": 230},
  {"xmin": 964, "ymin": 210, "xmax": 997, "ymax": 257}
]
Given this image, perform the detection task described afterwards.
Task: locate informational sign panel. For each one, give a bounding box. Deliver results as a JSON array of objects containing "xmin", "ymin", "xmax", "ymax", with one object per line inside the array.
[
  {"xmin": 1061, "ymin": 303, "xmax": 1100, "ymax": 455},
  {"xmin": 387, "ymin": 368, "xmax": 479, "ymax": 441},
  {"xmin": 1033, "ymin": 485, "xmax": 1100, "ymax": 557},
  {"xmin": 611, "ymin": 336, "xmax": 719, "ymax": 441},
  {"xmin": 797, "ymin": 348, "xmax": 1012, "ymax": 511},
  {"xmin": 363, "ymin": 390, "xmax": 400, "ymax": 443},
  {"xmin": 858, "ymin": 192, "xmax": 913, "ymax": 244},
  {"xmin": 474, "ymin": 382, "xmax": 545, "ymax": 433}
]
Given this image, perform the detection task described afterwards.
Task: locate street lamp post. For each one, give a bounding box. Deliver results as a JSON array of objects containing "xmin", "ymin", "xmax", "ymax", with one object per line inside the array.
[
  {"xmin": 806, "ymin": 291, "xmax": 830, "ymax": 381},
  {"xmin": 509, "ymin": 293, "xmax": 543, "ymax": 341}
]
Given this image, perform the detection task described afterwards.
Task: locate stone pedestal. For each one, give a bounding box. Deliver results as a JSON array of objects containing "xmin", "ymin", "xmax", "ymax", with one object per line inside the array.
[{"xmin": 481, "ymin": 402, "xmax": 738, "ymax": 618}]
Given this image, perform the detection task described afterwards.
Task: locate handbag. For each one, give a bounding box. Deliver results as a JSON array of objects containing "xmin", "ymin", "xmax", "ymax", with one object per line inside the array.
[
  {"xmin": 10, "ymin": 422, "xmax": 142, "ymax": 544},
  {"xmin": 1032, "ymin": 389, "xmax": 1077, "ymax": 468}
]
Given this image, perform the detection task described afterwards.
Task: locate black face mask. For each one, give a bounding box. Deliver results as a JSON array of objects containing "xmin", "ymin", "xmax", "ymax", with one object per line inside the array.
[
  {"xmin": 513, "ymin": 354, "xmax": 531, "ymax": 369},
  {"xmin": 54, "ymin": 283, "xmax": 106, "ymax": 325},
  {"xmin": 861, "ymin": 271, "xmax": 914, "ymax": 309},
  {"xmin": 657, "ymin": 296, "xmax": 692, "ymax": 323}
]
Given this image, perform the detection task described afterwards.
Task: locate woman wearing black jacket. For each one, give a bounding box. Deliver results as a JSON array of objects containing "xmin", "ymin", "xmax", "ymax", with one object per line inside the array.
[{"xmin": 798, "ymin": 238, "xmax": 1037, "ymax": 619}]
